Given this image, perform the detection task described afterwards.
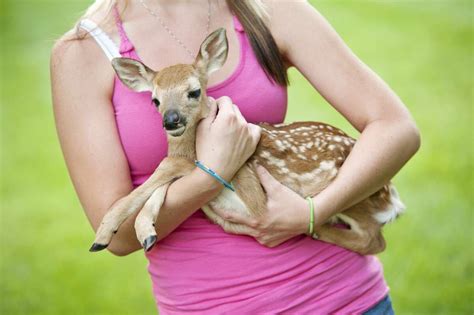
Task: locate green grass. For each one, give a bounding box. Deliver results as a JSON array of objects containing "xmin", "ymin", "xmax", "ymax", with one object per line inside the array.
[{"xmin": 1, "ymin": 1, "xmax": 472, "ymax": 314}]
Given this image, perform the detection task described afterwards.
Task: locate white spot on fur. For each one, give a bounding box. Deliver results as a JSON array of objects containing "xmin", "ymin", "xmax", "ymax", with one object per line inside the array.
[
  {"xmin": 266, "ymin": 155, "xmax": 287, "ymax": 168},
  {"xmin": 275, "ymin": 140, "xmax": 285, "ymax": 151},
  {"xmin": 289, "ymin": 172, "xmax": 299, "ymax": 179},
  {"xmin": 333, "ymin": 136, "xmax": 342, "ymax": 142},
  {"xmin": 297, "ymin": 154, "xmax": 307, "ymax": 160},
  {"xmin": 300, "ymin": 169, "xmax": 322, "ymax": 181},
  {"xmin": 300, "ymin": 172, "xmax": 316, "ymax": 182},
  {"xmin": 319, "ymin": 160, "xmax": 336, "ymax": 171}
]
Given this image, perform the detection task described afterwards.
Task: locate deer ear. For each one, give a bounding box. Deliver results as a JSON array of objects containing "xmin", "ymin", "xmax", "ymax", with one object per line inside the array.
[
  {"xmin": 195, "ymin": 28, "xmax": 228, "ymax": 77},
  {"xmin": 111, "ymin": 57, "xmax": 156, "ymax": 92}
]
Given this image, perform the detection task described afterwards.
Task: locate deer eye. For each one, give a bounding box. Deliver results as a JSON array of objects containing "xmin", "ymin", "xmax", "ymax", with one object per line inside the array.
[
  {"xmin": 188, "ymin": 89, "xmax": 201, "ymax": 99},
  {"xmin": 152, "ymin": 98, "xmax": 160, "ymax": 107}
]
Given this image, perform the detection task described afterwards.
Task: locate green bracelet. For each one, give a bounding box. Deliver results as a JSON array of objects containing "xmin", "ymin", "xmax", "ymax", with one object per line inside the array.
[{"xmin": 306, "ymin": 197, "xmax": 314, "ymax": 235}]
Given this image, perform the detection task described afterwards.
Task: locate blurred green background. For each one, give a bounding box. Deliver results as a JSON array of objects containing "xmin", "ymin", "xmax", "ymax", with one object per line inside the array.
[{"xmin": 1, "ymin": 0, "xmax": 472, "ymax": 314}]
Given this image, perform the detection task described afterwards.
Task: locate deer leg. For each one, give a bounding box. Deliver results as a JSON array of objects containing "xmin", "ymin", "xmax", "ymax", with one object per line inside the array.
[
  {"xmin": 90, "ymin": 157, "xmax": 194, "ymax": 252},
  {"xmin": 134, "ymin": 183, "xmax": 170, "ymax": 251},
  {"xmin": 315, "ymin": 213, "xmax": 386, "ymax": 255}
]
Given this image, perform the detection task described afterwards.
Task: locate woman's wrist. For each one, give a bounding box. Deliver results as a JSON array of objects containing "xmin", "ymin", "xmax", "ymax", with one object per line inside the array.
[
  {"xmin": 198, "ymin": 157, "xmax": 241, "ymax": 183},
  {"xmin": 300, "ymin": 195, "xmax": 330, "ymax": 235},
  {"xmin": 293, "ymin": 195, "xmax": 313, "ymax": 235},
  {"xmin": 190, "ymin": 166, "xmax": 225, "ymax": 195},
  {"xmin": 310, "ymin": 192, "xmax": 342, "ymax": 229}
]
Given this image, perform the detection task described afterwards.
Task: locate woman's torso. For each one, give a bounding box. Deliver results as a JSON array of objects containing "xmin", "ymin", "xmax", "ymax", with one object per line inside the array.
[{"xmin": 86, "ymin": 6, "xmax": 388, "ymax": 314}]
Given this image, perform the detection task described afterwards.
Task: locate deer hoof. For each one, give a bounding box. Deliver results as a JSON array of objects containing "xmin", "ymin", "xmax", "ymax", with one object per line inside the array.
[
  {"xmin": 89, "ymin": 243, "xmax": 108, "ymax": 252},
  {"xmin": 143, "ymin": 235, "xmax": 157, "ymax": 252}
]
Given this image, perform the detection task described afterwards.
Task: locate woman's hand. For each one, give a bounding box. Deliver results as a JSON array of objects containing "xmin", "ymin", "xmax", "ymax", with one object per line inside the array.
[
  {"xmin": 196, "ymin": 96, "xmax": 261, "ymax": 181},
  {"xmin": 214, "ymin": 164, "xmax": 310, "ymax": 248}
]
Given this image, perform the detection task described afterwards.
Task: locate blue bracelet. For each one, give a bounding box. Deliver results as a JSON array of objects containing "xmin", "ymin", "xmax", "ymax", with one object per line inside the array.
[{"xmin": 195, "ymin": 160, "xmax": 235, "ymax": 192}]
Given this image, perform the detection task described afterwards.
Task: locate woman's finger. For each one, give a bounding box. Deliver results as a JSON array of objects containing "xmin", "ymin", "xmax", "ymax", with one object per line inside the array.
[
  {"xmin": 221, "ymin": 222, "xmax": 261, "ymax": 238},
  {"xmin": 255, "ymin": 164, "xmax": 279, "ymax": 194},
  {"xmin": 213, "ymin": 207, "xmax": 260, "ymax": 228},
  {"xmin": 248, "ymin": 123, "xmax": 262, "ymax": 146},
  {"xmin": 215, "ymin": 96, "xmax": 234, "ymax": 117},
  {"xmin": 200, "ymin": 97, "xmax": 218, "ymax": 127},
  {"xmin": 233, "ymin": 104, "xmax": 247, "ymax": 125},
  {"xmin": 207, "ymin": 96, "xmax": 217, "ymax": 118}
]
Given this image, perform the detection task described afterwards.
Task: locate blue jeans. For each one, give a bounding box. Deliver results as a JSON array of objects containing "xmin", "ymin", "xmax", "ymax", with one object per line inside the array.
[{"xmin": 363, "ymin": 295, "xmax": 395, "ymax": 315}]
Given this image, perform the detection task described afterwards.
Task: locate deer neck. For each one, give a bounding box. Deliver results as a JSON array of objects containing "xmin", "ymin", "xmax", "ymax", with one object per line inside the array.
[{"xmin": 166, "ymin": 124, "xmax": 197, "ymax": 160}]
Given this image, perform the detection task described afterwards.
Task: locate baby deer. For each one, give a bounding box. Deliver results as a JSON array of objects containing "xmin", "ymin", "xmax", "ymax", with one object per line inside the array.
[{"xmin": 90, "ymin": 28, "xmax": 405, "ymax": 255}]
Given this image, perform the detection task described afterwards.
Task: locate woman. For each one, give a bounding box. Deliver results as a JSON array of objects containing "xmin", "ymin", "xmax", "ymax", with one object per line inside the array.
[{"xmin": 51, "ymin": 0, "xmax": 420, "ymax": 313}]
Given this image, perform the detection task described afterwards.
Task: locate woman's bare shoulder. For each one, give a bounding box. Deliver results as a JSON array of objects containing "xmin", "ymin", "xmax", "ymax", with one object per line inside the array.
[
  {"xmin": 50, "ymin": 25, "xmax": 115, "ymax": 103},
  {"xmin": 50, "ymin": 1, "xmax": 119, "ymax": 80},
  {"xmin": 262, "ymin": 0, "xmax": 315, "ymax": 56},
  {"xmin": 51, "ymin": 25, "xmax": 111, "ymax": 71}
]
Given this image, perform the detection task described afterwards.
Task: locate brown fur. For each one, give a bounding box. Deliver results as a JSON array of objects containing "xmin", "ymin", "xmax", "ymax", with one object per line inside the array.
[{"xmin": 90, "ymin": 29, "xmax": 404, "ymax": 255}]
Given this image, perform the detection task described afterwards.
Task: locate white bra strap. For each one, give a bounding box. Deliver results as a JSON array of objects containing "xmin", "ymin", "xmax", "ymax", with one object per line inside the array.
[{"xmin": 78, "ymin": 19, "xmax": 121, "ymax": 61}]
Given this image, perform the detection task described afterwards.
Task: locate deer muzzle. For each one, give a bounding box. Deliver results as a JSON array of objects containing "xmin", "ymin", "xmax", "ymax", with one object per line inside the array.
[{"xmin": 163, "ymin": 110, "xmax": 187, "ymax": 137}]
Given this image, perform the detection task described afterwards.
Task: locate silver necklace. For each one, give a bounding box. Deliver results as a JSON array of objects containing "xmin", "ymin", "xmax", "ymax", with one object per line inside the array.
[{"xmin": 139, "ymin": 0, "xmax": 212, "ymax": 60}]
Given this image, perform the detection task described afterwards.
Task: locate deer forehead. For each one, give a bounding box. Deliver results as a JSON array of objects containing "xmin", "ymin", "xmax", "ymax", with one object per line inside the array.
[{"xmin": 154, "ymin": 64, "xmax": 202, "ymax": 92}]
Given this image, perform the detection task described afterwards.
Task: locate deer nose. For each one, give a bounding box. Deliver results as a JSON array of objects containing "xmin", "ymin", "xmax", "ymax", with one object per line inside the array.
[{"xmin": 163, "ymin": 110, "xmax": 181, "ymax": 130}]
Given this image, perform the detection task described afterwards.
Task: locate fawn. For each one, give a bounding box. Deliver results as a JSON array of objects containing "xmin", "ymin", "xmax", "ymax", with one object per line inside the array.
[{"xmin": 89, "ymin": 28, "xmax": 405, "ymax": 255}]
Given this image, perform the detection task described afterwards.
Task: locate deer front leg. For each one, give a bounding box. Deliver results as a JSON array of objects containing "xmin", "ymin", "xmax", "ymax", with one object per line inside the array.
[
  {"xmin": 134, "ymin": 183, "xmax": 171, "ymax": 251},
  {"xmin": 89, "ymin": 157, "xmax": 194, "ymax": 252}
]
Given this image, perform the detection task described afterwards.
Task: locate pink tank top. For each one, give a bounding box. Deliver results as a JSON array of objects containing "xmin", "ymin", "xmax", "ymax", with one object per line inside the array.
[{"xmin": 109, "ymin": 9, "xmax": 388, "ymax": 314}]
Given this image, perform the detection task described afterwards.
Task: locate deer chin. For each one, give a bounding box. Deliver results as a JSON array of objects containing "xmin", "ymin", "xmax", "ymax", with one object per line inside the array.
[{"xmin": 166, "ymin": 125, "xmax": 186, "ymax": 137}]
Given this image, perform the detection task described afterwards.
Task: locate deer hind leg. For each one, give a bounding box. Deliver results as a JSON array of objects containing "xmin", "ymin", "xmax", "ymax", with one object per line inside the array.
[
  {"xmin": 316, "ymin": 211, "xmax": 386, "ymax": 255},
  {"xmin": 90, "ymin": 157, "xmax": 194, "ymax": 252},
  {"xmin": 134, "ymin": 183, "xmax": 171, "ymax": 252}
]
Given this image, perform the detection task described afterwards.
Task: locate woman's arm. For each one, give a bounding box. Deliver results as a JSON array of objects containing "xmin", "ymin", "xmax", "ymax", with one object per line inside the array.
[
  {"xmin": 272, "ymin": 1, "xmax": 420, "ymax": 226},
  {"xmin": 51, "ymin": 36, "xmax": 259, "ymax": 256},
  {"xmin": 213, "ymin": 1, "xmax": 420, "ymax": 246}
]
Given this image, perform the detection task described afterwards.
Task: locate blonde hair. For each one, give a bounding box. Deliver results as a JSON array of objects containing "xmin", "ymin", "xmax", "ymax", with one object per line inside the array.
[{"xmin": 73, "ymin": 0, "xmax": 288, "ymax": 85}]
